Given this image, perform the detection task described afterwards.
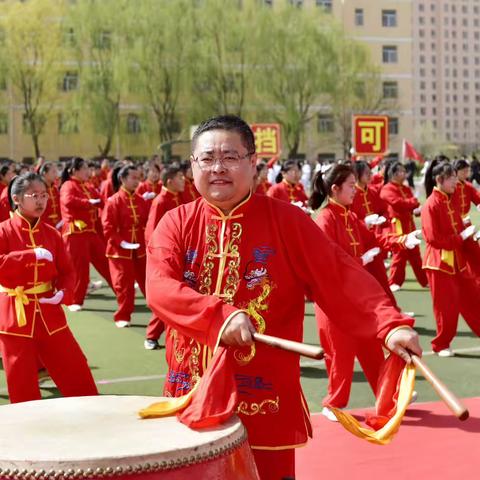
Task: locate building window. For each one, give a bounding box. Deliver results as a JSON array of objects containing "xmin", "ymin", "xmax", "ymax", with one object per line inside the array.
[
  {"xmin": 63, "ymin": 27, "xmax": 76, "ymax": 47},
  {"xmin": 382, "ymin": 46, "xmax": 397, "ymax": 63},
  {"xmin": 0, "ymin": 114, "xmax": 7, "ymax": 135},
  {"xmin": 288, "ymin": 0, "xmax": 302, "ymax": 7},
  {"xmin": 389, "ymin": 117, "xmax": 399, "ymax": 135},
  {"xmin": 58, "ymin": 112, "xmax": 79, "ymax": 134},
  {"xmin": 61, "ymin": 71, "xmax": 78, "ymax": 91},
  {"xmin": 94, "ymin": 30, "xmax": 111, "ymax": 49},
  {"xmin": 355, "ymin": 8, "xmax": 364, "ymax": 26},
  {"xmin": 383, "ymin": 81, "xmax": 398, "ymax": 99},
  {"xmin": 382, "ymin": 10, "xmax": 397, "ymax": 27},
  {"xmin": 317, "ymin": 114, "xmax": 334, "ymax": 133},
  {"xmin": 126, "ymin": 113, "xmax": 142, "ymax": 134},
  {"xmin": 316, "ymin": 0, "xmax": 332, "ymax": 13}
]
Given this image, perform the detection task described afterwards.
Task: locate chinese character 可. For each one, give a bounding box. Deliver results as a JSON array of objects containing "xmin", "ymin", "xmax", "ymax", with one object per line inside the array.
[{"xmin": 358, "ymin": 120, "xmax": 385, "ymax": 152}]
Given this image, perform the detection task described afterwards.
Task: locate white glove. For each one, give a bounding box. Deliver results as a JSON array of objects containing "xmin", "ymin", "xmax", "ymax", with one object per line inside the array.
[
  {"xmin": 88, "ymin": 198, "xmax": 101, "ymax": 205},
  {"xmin": 413, "ymin": 207, "xmax": 422, "ymax": 216},
  {"xmin": 473, "ymin": 230, "xmax": 480, "ymax": 242},
  {"xmin": 463, "ymin": 215, "xmax": 471, "ymax": 226},
  {"xmin": 361, "ymin": 247, "xmax": 380, "ymax": 266},
  {"xmin": 39, "ymin": 290, "xmax": 64, "ymax": 305},
  {"xmin": 364, "ymin": 214, "xmax": 379, "ymax": 227},
  {"xmin": 405, "ymin": 230, "xmax": 422, "ymax": 249},
  {"xmin": 55, "ymin": 219, "xmax": 64, "ymax": 230},
  {"xmin": 34, "ymin": 248, "xmax": 53, "ymax": 262},
  {"xmin": 142, "ymin": 191, "xmax": 156, "ymax": 201},
  {"xmin": 460, "ymin": 225, "xmax": 476, "ymax": 241},
  {"xmin": 291, "ymin": 201, "xmax": 313, "ymax": 215},
  {"xmin": 120, "ymin": 240, "xmax": 140, "ymax": 250},
  {"xmin": 476, "ymin": 204, "xmax": 480, "ymax": 212}
]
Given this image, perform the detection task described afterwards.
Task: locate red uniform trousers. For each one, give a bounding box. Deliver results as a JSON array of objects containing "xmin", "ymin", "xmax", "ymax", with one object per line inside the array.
[
  {"xmin": 145, "ymin": 314, "xmax": 165, "ymax": 340},
  {"xmin": 63, "ymin": 232, "xmax": 113, "ymax": 305},
  {"xmin": 318, "ymin": 308, "xmax": 385, "ymax": 408},
  {"xmin": 0, "ymin": 320, "xmax": 98, "ymax": 403},
  {"xmin": 108, "ymin": 254, "xmax": 146, "ymax": 322},
  {"xmin": 426, "ymin": 269, "xmax": 480, "ymax": 352},
  {"xmin": 389, "ymin": 245, "xmax": 428, "ymax": 288},
  {"xmin": 252, "ymin": 449, "xmax": 295, "ymax": 480}
]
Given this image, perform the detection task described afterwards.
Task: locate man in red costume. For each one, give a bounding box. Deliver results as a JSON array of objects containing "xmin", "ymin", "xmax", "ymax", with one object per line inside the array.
[{"xmin": 146, "ymin": 115, "xmax": 421, "ymax": 480}]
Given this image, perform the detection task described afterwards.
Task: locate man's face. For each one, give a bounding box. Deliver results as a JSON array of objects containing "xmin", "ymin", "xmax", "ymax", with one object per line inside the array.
[{"xmin": 191, "ymin": 130, "xmax": 256, "ymax": 213}]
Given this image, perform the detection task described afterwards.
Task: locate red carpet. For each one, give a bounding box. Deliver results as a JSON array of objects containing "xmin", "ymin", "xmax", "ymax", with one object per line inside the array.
[{"xmin": 296, "ymin": 398, "xmax": 480, "ymax": 479}]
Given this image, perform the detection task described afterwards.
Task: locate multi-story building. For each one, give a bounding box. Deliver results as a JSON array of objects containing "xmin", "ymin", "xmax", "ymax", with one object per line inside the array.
[{"xmin": 413, "ymin": 0, "xmax": 480, "ymax": 154}]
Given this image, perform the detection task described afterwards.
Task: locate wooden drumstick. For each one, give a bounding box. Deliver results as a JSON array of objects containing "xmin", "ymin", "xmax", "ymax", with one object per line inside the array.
[
  {"xmin": 410, "ymin": 354, "xmax": 469, "ymax": 421},
  {"xmin": 253, "ymin": 332, "xmax": 324, "ymax": 360}
]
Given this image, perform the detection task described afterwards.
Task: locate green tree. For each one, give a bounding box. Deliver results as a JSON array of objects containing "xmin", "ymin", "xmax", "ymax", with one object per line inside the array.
[
  {"xmin": 188, "ymin": 0, "xmax": 261, "ymax": 122},
  {"xmin": 129, "ymin": 0, "xmax": 192, "ymax": 144},
  {"xmin": 255, "ymin": 4, "xmax": 337, "ymax": 158},
  {"xmin": 0, "ymin": 0, "xmax": 66, "ymax": 157},
  {"xmin": 68, "ymin": 0, "xmax": 129, "ymax": 157}
]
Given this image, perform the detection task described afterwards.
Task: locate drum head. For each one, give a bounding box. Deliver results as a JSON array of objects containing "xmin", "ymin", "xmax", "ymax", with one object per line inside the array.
[{"xmin": 0, "ymin": 395, "xmax": 247, "ymax": 477}]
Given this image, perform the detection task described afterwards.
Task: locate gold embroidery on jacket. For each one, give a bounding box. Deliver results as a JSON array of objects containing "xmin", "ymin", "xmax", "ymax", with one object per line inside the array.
[
  {"xmin": 189, "ymin": 340, "xmax": 202, "ymax": 387},
  {"xmin": 221, "ymin": 222, "xmax": 242, "ymax": 304},
  {"xmin": 170, "ymin": 329, "xmax": 185, "ymax": 363},
  {"xmin": 237, "ymin": 396, "xmax": 280, "ymax": 416},
  {"xmin": 198, "ymin": 223, "xmax": 218, "ymax": 295},
  {"xmin": 234, "ymin": 282, "xmax": 272, "ymax": 365}
]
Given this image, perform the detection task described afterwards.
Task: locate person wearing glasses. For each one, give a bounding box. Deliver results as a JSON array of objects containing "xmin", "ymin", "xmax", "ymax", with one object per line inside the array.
[
  {"xmin": 146, "ymin": 115, "xmax": 421, "ymax": 480},
  {"xmin": 0, "ymin": 172, "xmax": 98, "ymax": 403}
]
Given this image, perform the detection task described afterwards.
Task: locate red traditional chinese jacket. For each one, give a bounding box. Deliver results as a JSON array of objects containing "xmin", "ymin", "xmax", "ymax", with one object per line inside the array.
[
  {"xmin": 145, "ymin": 187, "xmax": 182, "ymax": 243},
  {"xmin": 146, "ymin": 192, "xmax": 412, "ymax": 449}
]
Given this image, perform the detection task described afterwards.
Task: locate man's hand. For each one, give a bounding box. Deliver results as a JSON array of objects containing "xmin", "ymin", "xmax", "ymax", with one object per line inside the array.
[
  {"xmin": 386, "ymin": 327, "xmax": 422, "ymax": 364},
  {"xmin": 221, "ymin": 312, "xmax": 256, "ymax": 347}
]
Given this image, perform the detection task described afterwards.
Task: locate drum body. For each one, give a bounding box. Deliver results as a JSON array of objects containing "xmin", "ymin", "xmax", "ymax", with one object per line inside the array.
[{"xmin": 0, "ymin": 395, "xmax": 259, "ymax": 480}]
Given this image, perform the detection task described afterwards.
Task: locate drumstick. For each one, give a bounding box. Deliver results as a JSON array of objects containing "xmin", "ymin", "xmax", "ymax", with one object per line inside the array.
[
  {"xmin": 253, "ymin": 332, "xmax": 324, "ymax": 360},
  {"xmin": 410, "ymin": 353, "xmax": 469, "ymax": 421}
]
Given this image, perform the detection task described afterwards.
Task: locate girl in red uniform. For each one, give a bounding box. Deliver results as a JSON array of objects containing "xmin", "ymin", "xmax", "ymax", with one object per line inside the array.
[
  {"xmin": 380, "ymin": 162, "xmax": 428, "ymax": 291},
  {"xmin": 40, "ymin": 162, "xmax": 61, "ymax": 229},
  {"xmin": 422, "ymin": 160, "xmax": 480, "ymax": 357},
  {"xmin": 136, "ymin": 162, "xmax": 162, "ymax": 207},
  {"xmin": 102, "ymin": 165, "xmax": 149, "ymax": 328},
  {"xmin": 309, "ymin": 164, "xmax": 412, "ymax": 420},
  {"xmin": 254, "ymin": 161, "xmax": 272, "ymax": 195},
  {"xmin": 179, "ymin": 160, "xmax": 200, "ymax": 204},
  {"xmin": 60, "ymin": 157, "xmax": 112, "ymax": 311},
  {"xmin": 267, "ymin": 159, "xmax": 308, "ymax": 207},
  {"xmin": 0, "ymin": 173, "xmax": 98, "ymax": 403}
]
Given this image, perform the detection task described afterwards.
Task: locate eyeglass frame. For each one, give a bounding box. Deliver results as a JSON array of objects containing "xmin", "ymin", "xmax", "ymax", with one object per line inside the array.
[
  {"xmin": 22, "ymin": 192, "xmax": 49, "ymax": 201},
  {"xmin": 190, "ymin": 151, "xmax": 255, "ymax": 170}
]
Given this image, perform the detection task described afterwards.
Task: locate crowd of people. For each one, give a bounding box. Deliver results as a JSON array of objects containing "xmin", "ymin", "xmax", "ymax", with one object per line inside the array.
[{"xmin": 0, "ymin": 114, "xmax": 478, "ymax": 479}]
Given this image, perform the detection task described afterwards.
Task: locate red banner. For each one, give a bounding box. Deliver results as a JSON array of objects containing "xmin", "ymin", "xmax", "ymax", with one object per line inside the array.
[
  {"xmin": 251, "ymin": 123, "xmax": 281, "ymax": 157},
  {"xmin": 353, "ymin": 115, "xmax": 389, "ymax": 156}
]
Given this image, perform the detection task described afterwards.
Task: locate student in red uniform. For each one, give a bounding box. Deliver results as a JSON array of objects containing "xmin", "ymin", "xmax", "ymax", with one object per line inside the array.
[
  {"xmin": 0, "ymin": 173, "xmax": 98, "ymax": 403},
  {"xmin": 146, "ymin": 115, "xmax": 421, "ymax": 480},
  {"xmin": 309, "ymin": 164, "xmax": 418, "ymax": 420},
  {"xmin": 267, "ymin": 159, "xmax": 309, "ymax": 207},
  {"xmin": 60, "ymin": 157, "xmax": 112, "ymax": 311},
  {"xmin": 39, "ymin": 162, "xmax": 61, "ymax": 229},
  {"xmin": 380, "ymin": 162, "xmax": 428, "ymax": 291},
  {"xmin": 254, "ymin": 161, "xmax": 272, "ymax": 195},
  {"xmin": 136, "ymin": 162, "xmax": 162, "ymax": 207},
  {"xmin": 422, "ymin": 159, "xmax": 480, "ymax": 357},
  {"xmin": 0, "ymin": 161, "xmax": 16, "ymax": 222},
  {"xmin": 102, "ymin": 165, "xmax": 149, "ymax": 328},
  {"xmin": 180, "ymin": 160, "xmax": 200, "ymax": 204},
  {"xmin": 144, "ymin": 165, "xmax": 185, "ymax": 349}
]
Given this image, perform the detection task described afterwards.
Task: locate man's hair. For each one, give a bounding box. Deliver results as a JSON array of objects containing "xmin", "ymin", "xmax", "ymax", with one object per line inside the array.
[
  {"xmin": 162, "ymin": 164, "xmax": 181, "ymax": 186},
  {"xmin": 191, "ymin": 115, "xmax": 256, "ymax": 154}
]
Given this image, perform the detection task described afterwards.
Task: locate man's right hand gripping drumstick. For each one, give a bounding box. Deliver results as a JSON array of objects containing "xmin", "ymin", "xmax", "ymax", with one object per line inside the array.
[
  {"xmin": 385, "ymin": 326, "xmax": 422, "ymax": 363},
  {"xmin": 221, "ymin": 312, "xmax": 255, "ymax": 347}
]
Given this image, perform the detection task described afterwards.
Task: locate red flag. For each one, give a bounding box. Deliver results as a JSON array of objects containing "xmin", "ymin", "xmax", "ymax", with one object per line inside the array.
[
  {"xmin": 402, "ymin": 139, "xmax": 424, "ymax": 163},
  {"xmin": 368, "ymin": 155, "xmax": 384, "ymax": 169}
]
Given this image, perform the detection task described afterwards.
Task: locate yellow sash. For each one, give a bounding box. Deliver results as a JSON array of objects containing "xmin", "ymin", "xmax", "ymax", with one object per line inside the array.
[
  {"xmin": 441, "ymin": 249, "xmax": 455, "ymax": 268},
  {"xmin": 0, "ymin": 282, "xmax": 53, "ymax": 327},
  {"xmin": 330, "ymin": 363, "xmax": 416, "ymax": 445},
  {"xmin": 72, "ymin": 220, "xmax": 87, "ymax": 232},
  {"xmin": 138, "ymin": 384, "xmax": 198, "ymax": 418}
]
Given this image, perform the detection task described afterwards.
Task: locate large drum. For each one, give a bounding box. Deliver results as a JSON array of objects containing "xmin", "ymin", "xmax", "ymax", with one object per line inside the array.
[{"xmin": 0, "ymin": 395, "xmax": 259, "ymax": 480}]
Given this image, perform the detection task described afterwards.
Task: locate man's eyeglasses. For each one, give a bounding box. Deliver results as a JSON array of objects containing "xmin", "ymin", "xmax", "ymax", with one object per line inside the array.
[
  {"xmin": 23, "ymin": 193, "xmax": 49, "ymax": 201},
  {"xmin": 191, "ymin": 152, "xmax": 254, "ymax": 170}
]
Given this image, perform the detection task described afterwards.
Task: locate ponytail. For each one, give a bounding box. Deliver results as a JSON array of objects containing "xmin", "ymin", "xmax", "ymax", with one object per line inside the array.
[
  {"xmin": 425, "ymin": 157, "xmax": 455, "ymax": 197},
  {"xmin": 309, "ymin": 163, "xmax": 354, "ymax": 210},
  {"xmin": 61, "ymin": 157, "xmax": 85, "ymax": 184}
]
